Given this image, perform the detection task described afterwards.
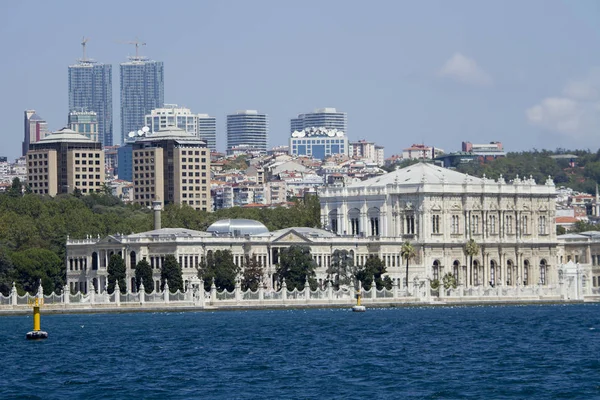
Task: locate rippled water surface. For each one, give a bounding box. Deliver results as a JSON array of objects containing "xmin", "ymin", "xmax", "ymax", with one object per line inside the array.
[{"xmin": 1, "ymin": 304, "xmax": 600, "ymax": 399}]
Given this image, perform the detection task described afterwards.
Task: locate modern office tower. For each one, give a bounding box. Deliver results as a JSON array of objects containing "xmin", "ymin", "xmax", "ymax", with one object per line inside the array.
[
  {"xmin": 197, "ymin": 114, "xmax": 216, "ymax": 151},
  {"xmin": 131, "ymin": 127, "xmax": 210, "ymax": 211},
  {"xmin": 120, "ymin": 53, "xmax": 164, "ymax": 144},
  {"xmin": 68, "ymin": 41, "xmax": 112, "ymax": 147},
  {"xmin": 145, "ymin": 104, "xmax": 198, "ymax": 135},
  {"xmin": 290, "ymin": 108, "xmax": 347, "ymax": 133},
  {"xmin": 68, "ymin": 110, "xmax": 99, "ymax": 142},
  {"xmin": 22, "ymin": 110, "xmax": 49, "ymax": 156},
  {"xmin": 290, "ymin": 127, "xmax": 348, "ymax": 159},
  {"xmin": 26, "ymin": 127, "xmax": 105, "ymax": 196},
  {"xmin": 226, "ymin": 110, "xmax": 268, "ymax": 154}
]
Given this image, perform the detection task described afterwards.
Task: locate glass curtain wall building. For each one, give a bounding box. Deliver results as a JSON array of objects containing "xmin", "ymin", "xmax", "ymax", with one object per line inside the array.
[
  {"xmin": 290, "ymin": 108, "xmax": 347, "ymax": 134},
  {"xmin": 226, "ymin": 110, "xmax": 268, "ymax": 153},
  {"xmin": 198, "ymin": 114, "xmax": 217, "ymax": 151},
  {"xmin": 120, "ymin": 57, "xmax": 164, "ymax": 144},
  {"xmin": 68, "ymin": 61, "xmax": 112, "ymax": 147}
]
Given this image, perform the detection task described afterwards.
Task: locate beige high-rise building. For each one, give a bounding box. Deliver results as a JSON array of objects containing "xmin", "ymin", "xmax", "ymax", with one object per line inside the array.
[
  {"xmin": 132, "ymin": 127, "xmax": 210, "ymax": 211},
  {"xmin": 27, "ymin": 128, "xmax": 105, "ymax": 196}
]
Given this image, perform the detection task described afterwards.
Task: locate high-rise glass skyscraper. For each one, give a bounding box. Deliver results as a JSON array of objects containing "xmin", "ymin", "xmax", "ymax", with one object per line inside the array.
[
  {"xmin": 68, "ymin": 59, "xmax": 112, "ymax": 147},
  {"xmin": 226, "ymin": 110, "xmax": 268, "ymax": 153},
  {"xmin": 198, "ymin": 114, "xmax": 217, "ymax": 152},
  {"xmin": 120, "ymin": 56, "xmax": 164, "ymax": 144},
  {"xmin": 290, "ymin": 108, "xmax": 347, "ymax": 133}
]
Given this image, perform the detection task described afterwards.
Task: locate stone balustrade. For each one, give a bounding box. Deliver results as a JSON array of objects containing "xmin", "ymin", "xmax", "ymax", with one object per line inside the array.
[{"xmin": 0, "ymin": 278, "xmax": 592, "ymax": 312}]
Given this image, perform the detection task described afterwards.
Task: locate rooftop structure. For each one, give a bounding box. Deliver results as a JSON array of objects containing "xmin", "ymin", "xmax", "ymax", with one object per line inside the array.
[{"xmin": 290, "ymin": 127, "xmax": 348, "ymax": 159}]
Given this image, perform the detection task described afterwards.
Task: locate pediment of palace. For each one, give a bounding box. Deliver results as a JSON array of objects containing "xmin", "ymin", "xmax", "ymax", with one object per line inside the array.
[
  {"xmin": 272, "ymin": 230, "xmax": 312, "ymax": 244},
  {"xmin": 96, "ymin": 236, "xmax": 123, "ymax": 245}
]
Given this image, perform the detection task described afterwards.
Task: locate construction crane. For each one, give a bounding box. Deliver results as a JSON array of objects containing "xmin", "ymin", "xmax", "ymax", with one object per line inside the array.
[
  {"xmin": 121, "ymin": 38, "xmax": 146, "ymax": 59},
  {"xmin": 81, "ymin": 37, "xmax": 89, "ymax": 61},
  {"xmin": 78, "ymin": 37, "xmax": 95, "ymax": 63}
]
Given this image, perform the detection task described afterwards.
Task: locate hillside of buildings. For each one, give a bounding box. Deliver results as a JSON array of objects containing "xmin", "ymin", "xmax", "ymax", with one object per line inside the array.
[{"xmin": 391, "ymin": 149, "xmax": 599, "ymax": 195}]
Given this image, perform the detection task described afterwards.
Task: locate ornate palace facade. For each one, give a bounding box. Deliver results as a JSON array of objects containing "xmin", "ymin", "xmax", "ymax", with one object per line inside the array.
[
  {"xmin": 319, "ymin": 162, "xmax": 559, "ymax": 288},
  {"xmin": 67, "ymin": 162, "xmax": 570, "ymax": 295}
]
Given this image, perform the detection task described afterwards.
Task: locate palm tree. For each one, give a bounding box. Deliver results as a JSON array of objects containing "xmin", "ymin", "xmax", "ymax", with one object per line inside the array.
[
  {"xmin": 463, "ymin": 239, "xmax": 480, "ymax": 286},
  {"xmin": 400, "ymin": 241, "xmax": 416, "ymax": 295}
]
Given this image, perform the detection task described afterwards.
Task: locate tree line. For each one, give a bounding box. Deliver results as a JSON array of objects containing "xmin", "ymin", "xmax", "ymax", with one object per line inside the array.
[{"xmin": 0, "ymin": 180, "xmax": 320, "ymax": 295}]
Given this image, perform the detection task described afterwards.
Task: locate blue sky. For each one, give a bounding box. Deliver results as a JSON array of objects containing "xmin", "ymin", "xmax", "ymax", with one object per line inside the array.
[{"xmin": 2, "ymin": 0, "xmax": 600, "ymax": 160}]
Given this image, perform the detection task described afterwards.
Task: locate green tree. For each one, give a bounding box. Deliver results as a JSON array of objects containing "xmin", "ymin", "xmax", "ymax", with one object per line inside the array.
[
  {"xmin": 400, "ymin": 241, "xmax": 416, "ymax": 293},
  {"xmin": 276, "ymin": 245, "xmax": 317, "ymax": 290},
  {"xmin": 107, "ymin": 253, "xmax": 126, "ymax": 294},
  {"xmin": 7, "ymin": 177, "xmax": 23, "ymax": 197},
  {"xmin": 135, "ymin": 259, "xmax": 153, "ymax": 293},
  {"xmin": 197, "ymin": 250, "xmax": 240, "ymax": 291},
  {"xmin": 0, "ymin": 247, "xmax": 14, "ymax": 296},
  {"xmin": 10, "ymin": 248, "xmax": 63, "ymax": 295},
  {"xmin": 355, "ymin": 256, "xmax": 390, "ymax": 290},
  {"xmin": 241, "ymin": 255, "xmax": 264, "ymax": 291},
  {"xmin": 442, "ymin": 272, "xmax": 457, "ymax": 290},
  {"xmin": 464, "ymin": 239, "xmax": 480, "ymax": 286},
  {"xmin": 161, "ymin": 255, "xmax": 184, "ymax": 292},
  {"xmin": 326, "ymin": 249, "xmax": 355, "ymax": 289}
]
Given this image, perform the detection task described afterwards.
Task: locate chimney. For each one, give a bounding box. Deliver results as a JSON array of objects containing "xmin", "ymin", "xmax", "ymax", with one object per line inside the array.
[{"xmin": 152, "ymin": 201, "xmax": 162, "ymax": 230}]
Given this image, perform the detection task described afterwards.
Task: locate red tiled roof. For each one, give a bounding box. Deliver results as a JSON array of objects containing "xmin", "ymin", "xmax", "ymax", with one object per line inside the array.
[{"xmin": 556, "ymin": 216, "xmax": 577, "ymax": 223}]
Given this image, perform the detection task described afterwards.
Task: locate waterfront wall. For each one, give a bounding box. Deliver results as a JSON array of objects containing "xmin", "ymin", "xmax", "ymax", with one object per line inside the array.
[{"xmin": 1, "ymin": 279, "xmax": 598, "ymax": 313}]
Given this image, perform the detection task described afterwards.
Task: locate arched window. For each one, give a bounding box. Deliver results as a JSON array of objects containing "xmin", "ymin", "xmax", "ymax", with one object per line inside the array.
[
  {"xmin": 539, "ymin": 259, "xmax": 547, "ymax": 285},
  {"xmin": 432, "ymin": 260, "xmax": 440, "ymax": 281},
  {"xmin": 92, "ymin": 252, "xmax": 98, "ymax": 270},
  {"xmin": 328, "ymin": 209, "xmax": 338, "ymax": 234},
  {"xmin": 524, "ymin": 260, "xmax": 530, "ymax": 285},
  {"xmin": 130, "ymin": 251, "xmax": 137, "ymax": 269},
  {"xmin": 473, "ymin": 260, "xmax": 480, "ymax": 286},
  {"xmin": 490, "ymin": 260, "xmax": 497, "ymax": 286},
  {"xmin": 507, "ymin": 260, "xmax": 514, "ymax": 286},
  {"xmin": 348, "ymin": 208, "xmax": 360, "ymax": 236},
  {"xmin": 367, "ymin": 208, "xmax": 380, "ymax": 236},
  {"xmin": 453, "ymin": 260, "xmax": 460, "ymax": 279}
]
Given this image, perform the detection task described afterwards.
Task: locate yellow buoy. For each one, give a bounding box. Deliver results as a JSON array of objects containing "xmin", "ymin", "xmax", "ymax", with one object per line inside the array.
[
  {"xmin": 352, "ymin": 286, "xmax": 366, "ymax": 312},
  {"xmin": 26, "ymin": 297, "xmax": 48, "ymax": 340}
]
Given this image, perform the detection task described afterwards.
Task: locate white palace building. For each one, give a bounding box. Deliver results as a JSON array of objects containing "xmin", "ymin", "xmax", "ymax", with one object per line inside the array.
[{"xmin": 65, "ymin": 162, "xmax": 599, "ymax": 301}]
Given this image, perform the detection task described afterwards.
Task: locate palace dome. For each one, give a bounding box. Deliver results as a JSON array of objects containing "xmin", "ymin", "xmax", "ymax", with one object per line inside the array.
[{"xmin": 207, "ymin": 219, "xmax": 269, "ymax": 236}]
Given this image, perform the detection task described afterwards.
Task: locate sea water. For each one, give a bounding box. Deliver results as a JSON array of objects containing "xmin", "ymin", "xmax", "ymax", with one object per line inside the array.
[{"xmin": 1, "ymin": 304, "xmax": 599, "ymax": 399}]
